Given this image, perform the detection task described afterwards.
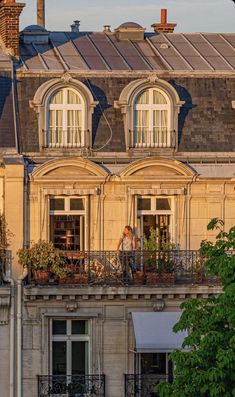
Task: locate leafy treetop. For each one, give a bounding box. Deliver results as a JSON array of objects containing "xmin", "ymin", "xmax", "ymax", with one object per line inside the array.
[{"xmin": 156, "ymin": 218, "xmax": 235, "ymax": 397}]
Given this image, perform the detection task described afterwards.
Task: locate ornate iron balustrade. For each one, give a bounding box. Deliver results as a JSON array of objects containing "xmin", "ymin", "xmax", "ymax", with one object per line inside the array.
[
  {"xmin": 44, "ymin": 128, "xmax": 89, "ymax": 148},
  {"xmin": 27, "ymin": 250, "xmax": 220, "ymax": 286},
  {"xmin": 129, "ymin": 129, "xmax": 176, "ymax": 148},
  {"xmin": 125, "ymin": 374, "xmax": 167, "ymax": 397},
  {"xmin": 38, "ymin": 375, "xmax": 105, "ymax": 397}
]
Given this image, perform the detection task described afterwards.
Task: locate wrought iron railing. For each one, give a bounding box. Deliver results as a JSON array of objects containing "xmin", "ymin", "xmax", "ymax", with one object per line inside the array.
[
  {"xmin": 26, "ymin": 250, "xmax": 220, "ymax": 286},
  {"xmin": 129, "ymin": 129, "xmax": 176, "ymax": 148},
  {"xmin": 44, "ymin": 128, "xmax": 89, "ymax": 148},
  {"xmin": 0, "ymin": 250, "xmax": 11, "ymax": 285},
  {"xmin": 38, "ymin": 375, "xmax": 105, "ymax": 397},
  {"xmin": 125, "ymin": 374, "xmax": 167, "ymax": 397}
]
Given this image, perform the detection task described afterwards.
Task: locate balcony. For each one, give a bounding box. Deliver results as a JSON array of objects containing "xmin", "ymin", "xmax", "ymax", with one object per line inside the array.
[
  {"xmin": 26, "ymin": 250, "xmax": 219, "ymax": 287},
  {"xmin": 125, "ymin": 374, "xmax": 167, "ymax": 397},
  {"xmin": 38, "ymin": 375, "xmax": 105, "ymax": 397},
  {"xmin": 44, "ymin": 128, "xmax": 89, "ymax": 148},
  {"xmin": 129, "ymin": 129, "xmax": 176, "ymax": 148}
]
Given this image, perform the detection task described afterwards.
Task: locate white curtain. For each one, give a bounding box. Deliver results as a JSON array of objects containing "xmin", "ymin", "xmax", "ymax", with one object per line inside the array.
[
  {"xmin": 153, "ymin": 90, "xmax": 167, "ymax": 104},
  {"xmin": 67, "ymin": 89, "xmax": 81, "ymax": 104},
  {"xmin": 51, "ymin": 90, "xmax": 63, "ymax": 104},
  {"xmin": 136, "ymin": 90, "xmax": 149, "ymax": 104},
  {"xmin": 49, "ymin": 109, "xmax": 63, "ymax": 145},
  {"xmin": 67, "ymin": 110, "xmax": 82, "ymax": 145}
]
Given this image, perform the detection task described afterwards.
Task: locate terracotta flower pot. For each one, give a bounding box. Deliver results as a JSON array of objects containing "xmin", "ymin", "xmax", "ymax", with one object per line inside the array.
[
  {"xmin": 133, "ymin": 271, "xmax": 145, "ymax": 285},
  {"xmin": 73, "ymin": 274, "xmax": 88, "ymax": 284},
  {"xmin": 146, "ymin": 273, "xmax": 159, "ymax": 285},
  {"xmin": 33, "ymin": 269, "xmax": 50, "ymax": 285},
  {"xmin": 146, "ymin": 272, "xmax": 175, "ymax": 284}
]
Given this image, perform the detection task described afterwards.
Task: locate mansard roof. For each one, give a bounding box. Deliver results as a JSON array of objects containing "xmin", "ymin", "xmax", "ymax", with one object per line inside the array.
[{"xmin": 1, "ymin": 31, "xmax": 235, "ymax": 73}]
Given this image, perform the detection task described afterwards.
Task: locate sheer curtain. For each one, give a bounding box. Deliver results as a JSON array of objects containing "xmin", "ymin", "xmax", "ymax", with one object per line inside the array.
[
  {"xmin": 134, "ymin": 88, "xmax": 169, "ymax": 147},
  {"xmin": 49, "ymin": 88, "xmax": 84, "ymax": 147}
]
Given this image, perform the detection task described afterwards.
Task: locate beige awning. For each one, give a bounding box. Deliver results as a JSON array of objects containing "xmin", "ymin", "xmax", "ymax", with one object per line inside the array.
[{"xmin": 129, "ymin": 188, "xmax": 186, "ymax": 195}]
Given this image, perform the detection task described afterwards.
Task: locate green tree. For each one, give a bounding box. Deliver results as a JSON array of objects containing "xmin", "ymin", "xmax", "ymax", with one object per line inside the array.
[{"xmin": 156, "ymin": 218, "xmax": 235, "ymax": 397}]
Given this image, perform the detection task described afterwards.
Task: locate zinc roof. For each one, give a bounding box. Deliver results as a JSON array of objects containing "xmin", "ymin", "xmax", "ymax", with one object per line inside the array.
[{"xmin": 7, "ymin": 31, "xmax": 235, "ymax": 72}]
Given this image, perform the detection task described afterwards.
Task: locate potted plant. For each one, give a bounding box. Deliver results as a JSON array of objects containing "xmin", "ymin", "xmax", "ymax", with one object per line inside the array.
[
  {"xmin": 143, "ymin": 228, "xmax": 177, "ymax": 284},
  {"xmin": 18, "ymin": 240, "xmax": 63, "ymax": 285},
  {"xmin": 192, "ymin": 257, "xmax": 204, "ymax": 284},
  {"xmin": 73, "ymin": 266, "xmax": 88, "ymax": 285}
]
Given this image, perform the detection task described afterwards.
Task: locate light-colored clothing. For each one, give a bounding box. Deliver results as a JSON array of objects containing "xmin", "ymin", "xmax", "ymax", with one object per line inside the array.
[{"xmin": 119, "ymin": 235, "xmax": 134, "ymax": 251}]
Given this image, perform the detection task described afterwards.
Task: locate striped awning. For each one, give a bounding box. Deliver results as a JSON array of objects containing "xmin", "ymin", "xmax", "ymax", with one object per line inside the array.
[
  {"xmin": 128, "ymin": 188, "xmax": 186, "ymax": 196},
  {"xmin": 43, "ymin": 188, "xmax": 97, "ymax": 196}
]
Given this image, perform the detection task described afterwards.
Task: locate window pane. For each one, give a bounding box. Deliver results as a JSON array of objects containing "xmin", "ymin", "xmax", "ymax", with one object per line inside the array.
[
  {"xmin": 136, "ymin": 90, "xmax": 149, "ymax": 104},
  {"xmin": 70, "ymin": 199, "xmax": 84, "ymax": 211},
  {"xmin": 51, "ymin": 90, "xmax": 63, "ymax": 104},
  {"xmin": 67, "ymin": 89, "xmax": 81, "ymax": 104},
  {"xmin": 141, "ymin": 353, "xmax": 166, "ymax": 375},
  {"xmin": 156, "ymin": 199, "xmax": 171, "ymax": 211},
  {"xmin": 72, "ymin": 320, "xmax": 88, "ymax": 335},
  {"xmin": 52, "ymin": 341, "xmax": 66, "ymax": 375},
  {"xmin": 137, "ymin": 198, "xmax": 151, "ymax": 211},
  {"xmin": 72, "ymin": 341, "xmax": 88, "ymax": 375},
  {"xmin": 52, "ymin": 320, "xmax": 67, "ymax": 335},
  {"xmin": 50, "ymin": 215, "xmax": 83, "ymax": 251},
  {"xmin": 50, "ymin": 198, "xmax": 65, "ymax": 211},
  {"xmin": 153, "ymin": 90, "xmax": 167, "ymax": 104}
]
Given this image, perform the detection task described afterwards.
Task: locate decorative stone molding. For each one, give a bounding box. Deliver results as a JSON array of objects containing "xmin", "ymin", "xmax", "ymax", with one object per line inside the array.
[
  {"xmin": 0, "ymin": 295, "xmax": 10, "ymax": 325},
  {"xmin": 153, "ymin": 299, "xmax": 165, "ymax": 312},
  {"xmin": 66, "ymin": 302, "xmax": 78, "ymax": 312}
]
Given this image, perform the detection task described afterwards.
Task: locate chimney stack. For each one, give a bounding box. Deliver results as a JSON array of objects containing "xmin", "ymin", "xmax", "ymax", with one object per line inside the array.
[
  {"xmin": 0, "ymin": 0, "xmax": 25, "ymax": 58},
  {"xmin": 37, "ymin": 0, "xmax": 45, "ymax": 27},
  {"xmin": 152, "ymin": 8, "xmax": 177, "ymax": 33}
]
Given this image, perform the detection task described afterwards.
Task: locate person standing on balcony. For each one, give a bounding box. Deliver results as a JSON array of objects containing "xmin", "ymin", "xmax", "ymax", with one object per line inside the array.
[{"xmin": 117, "ymin": 225, "xmax": 137, "ymax": 283}]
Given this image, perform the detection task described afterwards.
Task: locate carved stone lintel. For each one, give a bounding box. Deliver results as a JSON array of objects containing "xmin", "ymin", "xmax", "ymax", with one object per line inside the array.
[{"xmin": 0, "ymin": 296, "xmax": 11, "ymax": 325}]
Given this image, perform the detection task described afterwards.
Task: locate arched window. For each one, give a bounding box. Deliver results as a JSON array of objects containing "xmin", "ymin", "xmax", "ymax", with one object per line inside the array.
[
  {"xmin": 134, "ymin": 88, "xmax": 170, "ymax": 148},
  {"xmin": 48, "ymin": 87, "xmax": 85, "ymax": 148}
]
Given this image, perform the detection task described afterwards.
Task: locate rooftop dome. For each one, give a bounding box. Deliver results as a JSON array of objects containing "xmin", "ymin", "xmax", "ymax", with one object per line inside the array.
[
  {"xmin": 118, "ymin": 22, "xmax": 143, "ymax": 29},
  {"xmin": 23, "ymin": 25, "xmax": 48, "ymax": 33}
]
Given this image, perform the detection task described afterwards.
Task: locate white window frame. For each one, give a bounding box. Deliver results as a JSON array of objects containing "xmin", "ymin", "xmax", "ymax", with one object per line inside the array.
[
  {"xmin": 136, "ymin": 196, "xmax": 175, "ymax": 249},
  {"xmin": 134, "ymin": 88, "xmax": 170, "ymax": 148},
  {"xmin": 49, "ymin": 196, "xmax": 88, "ymax": 251},
  {"xmin": 50, "ymin": 318, "xmax": 91, "ymax": 377},
  {"xmin": 48, "ymin": 87, "xmax": 85, "ymax": 148}
]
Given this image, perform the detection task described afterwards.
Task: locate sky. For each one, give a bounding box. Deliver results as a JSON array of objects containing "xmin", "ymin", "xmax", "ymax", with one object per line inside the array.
[{"xmin": 20, "ymin": 0, "xmax": 235, "ymax": 33}]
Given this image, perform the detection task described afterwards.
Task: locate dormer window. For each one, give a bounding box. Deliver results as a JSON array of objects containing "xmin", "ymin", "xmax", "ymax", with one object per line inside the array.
[
  {"xmin": 48, "ymin": 87, "xmax": 85, "ymax": 148},
  {"xmin": 114, "ymin": 78, "xmax": 184, "ymax": 151},
  {"xmin": 30, "ymin": 75, "xmax": 98, "ymax": 150},
  {"xmin": 134, "ymin": 88, "xmax": 170, "ymax": 148}
]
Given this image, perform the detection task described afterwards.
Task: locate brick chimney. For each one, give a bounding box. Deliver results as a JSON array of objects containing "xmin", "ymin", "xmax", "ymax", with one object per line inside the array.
[
  {"xmin": 152, "ymin": 9, "xmax": 177, "ymax": 33},
  {"xmin": 0, "ymin": 0, "xmax": 25, "ymax": 58},
  {"xmin": 37, "ymin": 0, "xmax": 45, "ymax": 27}
]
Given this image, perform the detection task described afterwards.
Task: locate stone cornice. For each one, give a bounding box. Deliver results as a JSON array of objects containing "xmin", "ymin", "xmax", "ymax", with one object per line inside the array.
[{"xmin": 24, "ymin": 284, "xmax": 222, "ymax": 303}]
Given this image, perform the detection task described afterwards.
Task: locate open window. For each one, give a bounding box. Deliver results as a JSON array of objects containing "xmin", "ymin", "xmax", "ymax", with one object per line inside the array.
[
  {"xmin": 49, "ymin": 196, "xmax": 87, "ymax": 251},
  {"xmin": 136, "ymin": 196, "xmax": 174, "ymax": 249}
]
